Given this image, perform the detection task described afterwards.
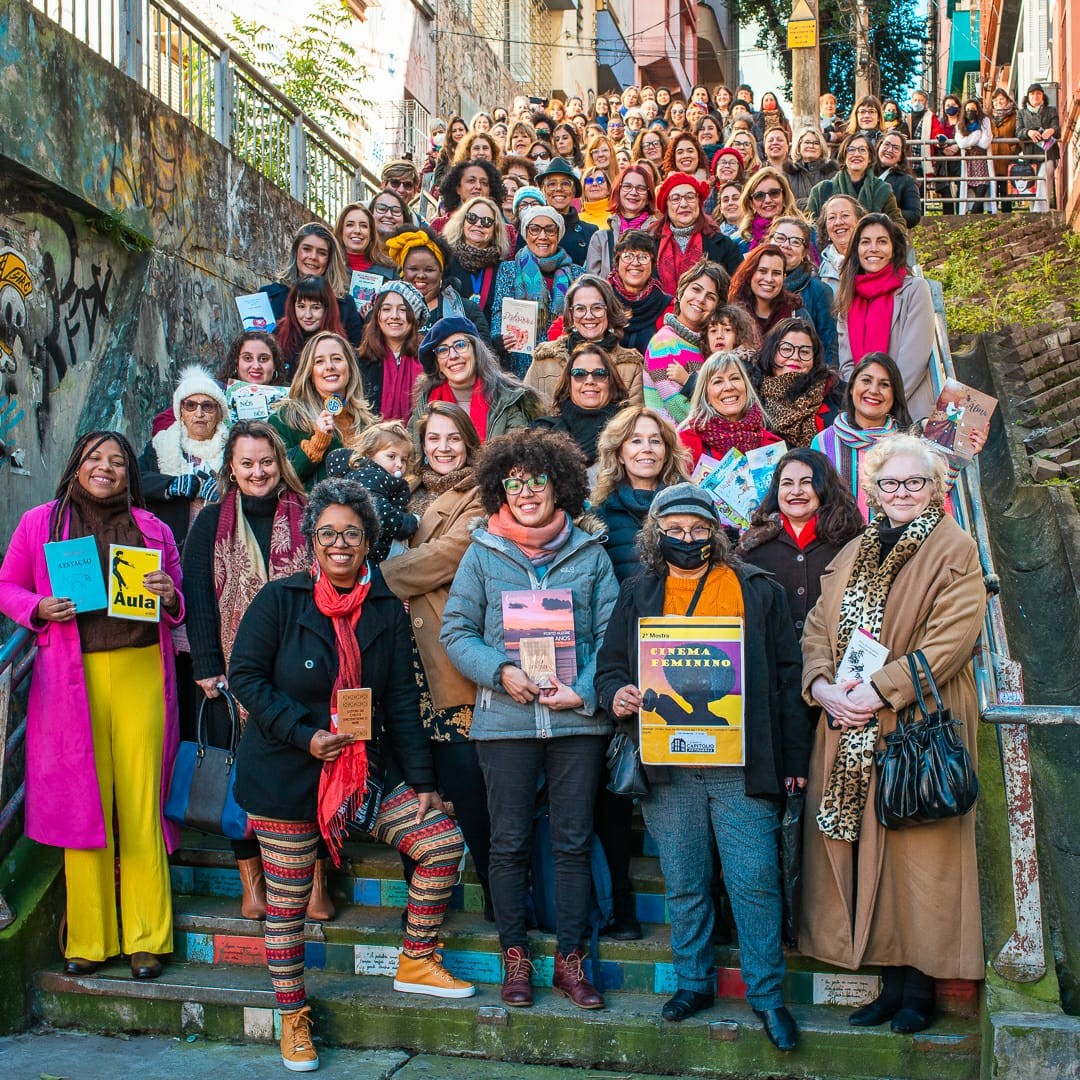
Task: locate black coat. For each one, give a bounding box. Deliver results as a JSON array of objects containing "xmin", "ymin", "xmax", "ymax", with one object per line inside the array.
[
  {"xmin": 230, "ymin": 569, "xmax": 435, "ymax": 821},
  {"xmin": 559, "ymin": 207, "xmax": 598, "ymax": 267},
  {"xmin": 594, "ymin": 562, "xmax": 809, "ymax": 795},
  {"xmin": 619, "ymin": 284, "xmax": 672, "ymax": 354},
  {"xmin": 703, "ymin": 231, "xmax": 744, "ymax": 278},
  {"xmin": 138, "ymin": 442, "xmax": 200, "ymax": 553},
  {"xmin": 258, "ymin": 281, "xmax": 365, "ymax": 347},
  {"xmin": 880, "ymin": 170, "xmax": 922, "ymax": 228},
  {"xmin": 532, "ymin": 401, "xmax": 619, "ymax": 465}
]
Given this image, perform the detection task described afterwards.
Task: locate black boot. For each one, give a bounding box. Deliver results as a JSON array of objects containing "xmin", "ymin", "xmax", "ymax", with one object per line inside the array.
[
  {"xmin": 849, "ymin": 965, "xmax": 905, "ymax": 1026},
  {"xmin": 891, "ymin": 967, "xmax": 935, "ymax": 1033},
  {"xmin": 604, "ymin": 892, "xmax": 642, "ymax": 940}
]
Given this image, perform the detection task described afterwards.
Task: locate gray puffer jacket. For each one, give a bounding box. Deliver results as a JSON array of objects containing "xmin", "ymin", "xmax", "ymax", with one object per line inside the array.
[{"xmin": 440, "ymin": 516, "xmax": 619, "ymax": 740}]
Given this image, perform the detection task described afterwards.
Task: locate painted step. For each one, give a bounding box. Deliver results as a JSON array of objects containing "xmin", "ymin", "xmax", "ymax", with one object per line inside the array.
[
  {"xmin": 32, "ymin": 961, "xmax": 981, "ymax": 1080},
  {"xmin": 168, "ymin": 893, "xmax": 979, "ymax": 1017}
]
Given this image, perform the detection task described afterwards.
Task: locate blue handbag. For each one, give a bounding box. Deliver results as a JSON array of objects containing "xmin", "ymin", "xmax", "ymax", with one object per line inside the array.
[{"xmin": 166, "ymin": 687, "xmax": 252, "ymax": 840}]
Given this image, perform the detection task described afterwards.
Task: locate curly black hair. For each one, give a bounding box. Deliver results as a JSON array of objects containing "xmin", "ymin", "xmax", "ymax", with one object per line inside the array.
[
  {"xmin": 475, "ymin": 429, "xmax": 589, "ymax": 517},
  {"xmin": 302, "ymin": 478, "xmax": 381, "ymax": 549},
  {"xmin": 438, "ymin": 159, "xmax": 506, "ymax": 214}
]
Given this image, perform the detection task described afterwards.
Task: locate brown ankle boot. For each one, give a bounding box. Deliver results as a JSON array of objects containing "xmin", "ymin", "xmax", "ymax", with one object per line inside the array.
[
  {"xmin": 501, "ymin": 946, "xmax": 534, "ymax": 1007},
  {"xmin": 237, "ymin": 857, "xmax": 267, "ymax": 920},
  {"xmin": 306, "ymin": 859, "xmax": 335, "ymax": 922},
  {"xmin": 553, "ymin": 949, "xmax": 604, "ymax": 1009}
]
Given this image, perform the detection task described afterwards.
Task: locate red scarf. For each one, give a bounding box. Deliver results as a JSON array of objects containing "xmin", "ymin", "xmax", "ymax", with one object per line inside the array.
[
  {"xmin": 314, "ymin": 562, "xmax": 372, "ymax": 865},
  {"xmin": 692, "ymin": 402, "xmax": 769, "ymax": 457},
  {"xmin": 782, "ymin": 513, "xmax": 818, "ymax": 550},
  {"xmin": 429, "ymin": 379, "xmax": 491, "ymax": 441},
  {"xmin": 656, "ymin": 221, "xmax": 705, "ymax": 295},
  {"xmin": 486, "ymin": 505, "xmax": 570, "ymax": 566},
  {"xmin": 381, "ymin": 348, "xmax": 423, "ymax": 422},
  {"xmin": 346, "ymin": 252, "xmax": 373, "ymax": 272},
  {"xmin": 847, "ymin": 266, "xmax": 904, "ymax": 365}
]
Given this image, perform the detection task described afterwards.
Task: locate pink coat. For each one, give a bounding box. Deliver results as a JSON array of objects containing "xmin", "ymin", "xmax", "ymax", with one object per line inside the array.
[{"xmin": 0, "ymin": 501, "xmax": 185, "ymax": 852}]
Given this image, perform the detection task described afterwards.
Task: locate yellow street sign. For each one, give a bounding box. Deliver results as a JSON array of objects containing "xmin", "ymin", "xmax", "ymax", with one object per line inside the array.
[{"xmin": 788, "ymin": 19, "xmax": 817, "ymax": 48}]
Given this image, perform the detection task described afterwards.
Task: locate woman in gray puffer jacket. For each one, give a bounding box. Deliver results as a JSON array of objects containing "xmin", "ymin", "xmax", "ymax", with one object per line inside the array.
[{"xmin": 441, "ymin": 428, "xmax": 619, "ymax": 1012}]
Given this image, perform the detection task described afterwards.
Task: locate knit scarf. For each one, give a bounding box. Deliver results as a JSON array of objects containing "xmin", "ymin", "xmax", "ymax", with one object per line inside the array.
[
  {"xmin": 381, "ymin": 348, "xmax": 424, "ymax": 423},
  {"xmin": 410, "ymin": 466, "xmax": 475, "ymax": 517},
  {"xmin": 690, "ymin": 402, "xmax": 769, "ymax": 457},
  {"xmin": 847, "ymin": 266, "xmax": 904, "ymax": 365},
  {"xmin": 609, "ymin": 273, "xmax": 671, "ymax": 351},
  {"xmin": 453, "ymin": 240, "xmax": 502, "ymax": 273},
  {"xmin": 429, "ymin": 379, "xmax": 491, "ymax": 441},
  {"xmin": 992, "ymin": 101, "xmax": 1016, "ymax": 126},
  {"xmin": 568, "ymin": 329, "xmax": 619, "ymax": 353},
  {"xmin": 152, "ymin": 422, "xmax": 229, "ymax": 477},
  {"xmin": 657, "ymin": 221, "xmax": 704, "ymax": 295},
  {"xmin": 213, "ymin": 488, "xmax": 309, "ymax": 673},
  {"xmin": 487, "ymin": 505, "xmax": 571, "ymax": 566},
  {"xmin": 618, "ymin": 211, "xmax": 650, "ymax": 233},
  {"xmin": 514, "ymin": 245, "xmax": 576, "ymax": 338},
  {"xmin": 760, "ymin": 371, "xmax": 828, "ymax": 448},
  {"xmin": 662, "ymin": 312, "xmax": 703, "ymax": 350},
  {"xmin": 816, "ymin": 505, "xmax": 943, "ymax": 843},
  {"xmin": 821, "ymin": 415, "xmax": 898, "ymax": 518},
  {"xmin": 833, "ymin": 412, "xmax": 898, "ymax": 451},
  {"xmin": 314, "ymin": 561, "xmax": 373, "ymax": 865}
]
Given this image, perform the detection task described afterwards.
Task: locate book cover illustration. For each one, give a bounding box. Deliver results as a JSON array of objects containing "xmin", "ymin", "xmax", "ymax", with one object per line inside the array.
[
  {"xmin": 745, "ymin": 441, "xmax": 789, "ymax": 503},
  {"xmin": 225, "ymin": 379, "xmax": 289, "ymax": 422},
  {"xmin": 501, "ymin": 589, "xmax": 577, "ymax": 685},
  {"xmin": 696, "ymin": 447, "xmax": 756, "ymax": 528},
  {"xmin": 923, "ymin": 379, "xmax": 997, "ymax": 462},
  {"xmin": 500, "ymin": 298, "xmax": 539, "ymax": 356},
  {"xmin": 43, "ymin": 536, "xmax": 108, "ymax": 612},
  {"xmin": 107, "ymin": 544, "xmax": 163, "ymax": 623},
  {"xmin": 637, "ymin": 616, "xmax": 744, "ymax": 766},
  {"xmin": 835, "ymin": 628, "xmax": 889, "ymax": 685},
  {"xmin": 235, "ymin": 292, "xmax": 276, "ymax": 334},
  {"xmin": 350, "ymin": 270, "xmax": 384, "ymax": 312}
]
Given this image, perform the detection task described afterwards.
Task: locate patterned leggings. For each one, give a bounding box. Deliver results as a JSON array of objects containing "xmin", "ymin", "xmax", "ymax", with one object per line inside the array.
[{"xmin": 251, "ymin": 783, "xmax": 464, "ymax": 1010}]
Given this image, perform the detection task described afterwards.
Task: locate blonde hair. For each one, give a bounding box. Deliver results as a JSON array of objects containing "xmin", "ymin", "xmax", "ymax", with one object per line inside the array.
[
  {"xmin": 347, "ymin": 419, "xmax": 415, "ymax": 474},
  {"xmin": 454, "ymin": 131, "xmax": 503, "ymax": 169},
  {"xmin": 860, "ymin": 434, "xmax": 949, "ymax": 511},
  {"xmin": 685, "ymin": 351, "xmax": 766, "ymax": 427},
  {"xmin": 737, "ymin": 167, "xmax": 801, "ymax": 242},
  {"xmin": 583, "ymin": 135, "xmax": 617, "ymax": 183},
  {"xmin": 591, "ymin": 405, "xmax": 691, "ymax": 505},
  {"xmin": 793, "ymin": 126, "xmax": 829, "ymax": 162},
  {"xmin": 275, "ymin": 331, "xmax": 376, "ymax": 436},
  {"xmin": 441, "ymin": 196, "xmax": 511, "ymax": 258}
]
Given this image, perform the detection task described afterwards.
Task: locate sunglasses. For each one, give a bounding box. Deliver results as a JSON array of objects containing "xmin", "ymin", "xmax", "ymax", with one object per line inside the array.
[
  {"xmin": 464, "ymin": 211, "xmax": 495, "ymax": 228},
  {"xmin": 752, "ymin": 187, "xmax": 784, "ymax": 202},
  {"xmin": 570, "ymin": 368, "xmax": 610, "ymax": 381},
  {"xmin": 584, "ymin": 175, "xmax": 608, "ymax": 186},
  {"xmin": 530, "ymin": 152, "xmax": 551, "ymax": 162},
  {"xmin": 181, "ymin": 399, "xmax": 220, "ymax": 414}
]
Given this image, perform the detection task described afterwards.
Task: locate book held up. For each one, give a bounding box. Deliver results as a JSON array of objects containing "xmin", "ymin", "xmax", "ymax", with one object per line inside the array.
[
  {"xmin": 43, "ymin": 536, "xmax": 108, "ymax": 612},
  {"xmin": 923, "ymin": 379, "xmax": 997, "ymax": 463},
  {"xmin": 501, "ymin": 589, "xmax": 577, "ymax": 688},
  {"xmin": 234, "ymin": 292, "xmax": 276, "ymax": 334},
  {"xmin": 107, "ymin": 545, "xmax": 162, "ymax": 623},
  {"xmin": 500, "ymin": 299, "xmax": 539, "ymax": 356}
]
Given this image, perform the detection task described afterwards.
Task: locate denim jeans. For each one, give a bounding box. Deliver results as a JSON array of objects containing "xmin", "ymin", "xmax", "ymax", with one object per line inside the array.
[
  {"xmin": 641, "ymin": 767, "xmax": 785, "ymax": 1010},
  {"xmin": 476, "ymin": 734, "xmax": 606, "ymax": 955}
]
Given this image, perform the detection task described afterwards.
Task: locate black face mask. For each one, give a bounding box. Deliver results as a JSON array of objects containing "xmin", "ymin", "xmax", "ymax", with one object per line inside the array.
[{"xmin": 659, "ymin": 534, "xmax": 711, "ymax": 571}]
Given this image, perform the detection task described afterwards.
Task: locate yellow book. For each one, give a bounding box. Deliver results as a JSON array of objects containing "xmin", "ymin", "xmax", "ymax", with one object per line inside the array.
[{"xmin": 107, "ymin": 544, "xmax": 162, "ymax": 623}]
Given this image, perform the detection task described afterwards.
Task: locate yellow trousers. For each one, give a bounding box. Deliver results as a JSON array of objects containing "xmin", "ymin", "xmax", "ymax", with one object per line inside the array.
[{"xmin": 64, "ymin": 645, "xmax": 173, "ymax": 960}]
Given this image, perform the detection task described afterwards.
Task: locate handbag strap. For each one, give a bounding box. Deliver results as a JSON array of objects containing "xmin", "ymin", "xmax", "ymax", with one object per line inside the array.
[
  {"xmin": 684, "ymin": 568, "xmax": 710, "ymax": 617},
  {"xmin": 195, "ymin": 687, "xmax": 242, "ymax": 758},
  {"xmin": 905, "ymin": 653, "xmax": 931, "ymax": 722},
  {"xmin": 913, "ymin": 649, "xmax": 945, "ymax": 714}
]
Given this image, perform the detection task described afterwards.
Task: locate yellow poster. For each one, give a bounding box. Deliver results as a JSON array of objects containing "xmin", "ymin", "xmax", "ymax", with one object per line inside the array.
[
  {"xmin": 107, "ymin": 544, "xmax": 162, "ymax": 622},
  {"xmin": 638, "ymin": 617, "xmax": 744, "ymax": 766}
]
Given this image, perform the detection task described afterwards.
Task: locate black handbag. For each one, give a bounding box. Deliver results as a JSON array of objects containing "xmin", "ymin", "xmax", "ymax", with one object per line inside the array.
[
  {"xmin": 875, "ymin": 650, "xmax": 979, "ymax": 830},
  {"xmin": 605, "ymin": 730, "xmax": 649, "ymax": 801}
]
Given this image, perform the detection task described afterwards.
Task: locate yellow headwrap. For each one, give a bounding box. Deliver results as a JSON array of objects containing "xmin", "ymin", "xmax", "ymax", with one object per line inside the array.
[{"xmin": 384, "ymin": 230, "xmax": 445, "ymax": 271}]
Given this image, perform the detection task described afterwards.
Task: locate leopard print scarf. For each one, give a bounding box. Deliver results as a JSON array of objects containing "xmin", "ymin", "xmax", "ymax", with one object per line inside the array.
[
  {"xmin": 760, "ymin": 372, "xmax": 828, "ymax": 448},
  {"xmin": 816, "ymin": 504, "xmax": 944, "ymax": 843}
]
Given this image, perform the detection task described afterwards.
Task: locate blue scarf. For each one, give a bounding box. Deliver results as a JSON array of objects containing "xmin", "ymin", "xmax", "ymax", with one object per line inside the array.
[{"xmin": 514, "ymin": 245, "xmax": 575, "ymax": 334}]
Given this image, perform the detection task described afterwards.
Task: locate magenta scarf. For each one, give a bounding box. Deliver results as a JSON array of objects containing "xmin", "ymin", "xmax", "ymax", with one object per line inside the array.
[
  {"xmin": 749, "ymin": 214, "xmax": 773, "ymax": 249},
  {"xmin": 847, "ymin": 266, "xmax": 904, "ymax": 365},
  {"xmin": 618, "ymin": 211, "xmax": 650, "ymax": 233},
  {"xmin": 381, "ymin": 348, "xmax": 423, "ymax": 422}
]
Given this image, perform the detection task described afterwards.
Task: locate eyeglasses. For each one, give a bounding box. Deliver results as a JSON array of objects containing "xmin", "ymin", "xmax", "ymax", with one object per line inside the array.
[
  {"xmin": 876, "ymin": 476, "xmax": 930, "ymax": 493},
  {"xmin": 667, "ymin": 192, "xmax": 698, "ymax": 205},
  {"xmin": 502, "ymin": 473, "xmax": 549, "ymax": 495},
  {"xmin": 570, "ymin": 367, "xmax": 610, "ymax": 381},
  {"xmin": 618, "ymin": 250, "xmax": 651, "ymax": 264},
  {"xmin": 772, "ymin": 233, "xmax": 807, "ymax": 249},
  {"xmin": 846, "ymin": 146, "xmax": 869, "ymax": 156},
  {"xmin": 571, "ymin": 303, "xmax": 606, "ymax": 317},
  {"xmin": 314, "ymin": 526, "xmax": 365, "ymax": 547},
  {"xmin": 661, "ymin": 525, "xmax": 713, "ymax": 542},
  {"xmin": 435, "ymin": 338, "xmax": 472, "ymax": 359},
  {"xmin": 544, "ymin": 180, "xmax": 573, "ymax": 191},
  {"xmin": 777, "ymin": 341, "xmax": 815, "ymax": 360},
  {"xmin": 584, "ymin": 175, "xmax": 608, "ymax": 186},
  {"xmin": 752, "ymin": 187, "xmax": 784, "ymax": 202},
  {"xmin": 526, "ymin": 224, "xmax": 560, "ymax": 239},
  {"xmin": 372, "ymin": 203, "xmax": 404, "ymax": 217},
  {"xmin": 642, "ymin": 140, "xmax": 662, "ymax": 150},
  {"xmin": 530, "ymin": 152, "xmax": 551, "ymax": 162},
  {"xmin": 385, "ymin": 177, "xmax": 414, "ymax": 190},
  {"xmin": 182, "ymin": 399, "xmax": 220, "ymax": 414},
  {"xmin": 464, "ymin": 211, "xmax": 495, "ymax": 228},
  {"xmin": 620, "ymin": 183, "xmax": 648, "ymax": 195}
]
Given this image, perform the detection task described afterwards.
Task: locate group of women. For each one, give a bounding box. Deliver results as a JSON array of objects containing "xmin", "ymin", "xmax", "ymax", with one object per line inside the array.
[{"xmin": 0, "ymin": 79, "xmax": 997, "ymax": 1076}]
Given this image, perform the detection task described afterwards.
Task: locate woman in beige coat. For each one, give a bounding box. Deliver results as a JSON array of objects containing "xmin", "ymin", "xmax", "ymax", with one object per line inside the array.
[
  {"xmin": 380, "ymin": 401, "xmax": 490, "ymax": 915},
  {"xmin": 799, "ymin": 434, "xmax": 986, "ymax": 1035},
  {"xmin": 524, "ymin": 275, "xmax": 644, "ymax": 406}
]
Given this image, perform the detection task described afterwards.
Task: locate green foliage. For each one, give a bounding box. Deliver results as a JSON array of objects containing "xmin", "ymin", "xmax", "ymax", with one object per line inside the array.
[
  {"xmin": 92, "ymin": 208, "xmax": 154, "ymax": 253},
  {"xmin": 228, "ymin": 0, "xmax": 368, "ymax": 141},
  {"xmin": 731, "ymin": 0, "xmax": 925, "ymax": 116}
]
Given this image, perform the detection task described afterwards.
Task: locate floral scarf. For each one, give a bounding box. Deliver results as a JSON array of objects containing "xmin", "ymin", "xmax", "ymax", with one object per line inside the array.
[
  {"xmin": 487, "ymin": 505, "xmax": 571, "ymax": 566},
  {"xmin": 816, "ymin": 505, "xmax": 944, "ymax": 843},
  {"xmin": 760, "ymin": 371, "xmax": 827, "ymax": 448}
]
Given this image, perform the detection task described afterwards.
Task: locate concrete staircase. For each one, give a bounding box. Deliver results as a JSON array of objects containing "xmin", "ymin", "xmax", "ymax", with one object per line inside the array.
[{"xmin": 30, "ymin": 829, "xmax": 983, "ymax": 1078}]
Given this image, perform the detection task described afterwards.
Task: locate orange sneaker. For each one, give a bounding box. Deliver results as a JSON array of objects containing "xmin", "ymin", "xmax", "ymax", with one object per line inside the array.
[
  {"xmin": 280, "ymin": 1005, "xmax": 318, "ymax": 1072},
  {"xmin": 393, "ymin": 948, "xmax": 476, "ymax": 998}
]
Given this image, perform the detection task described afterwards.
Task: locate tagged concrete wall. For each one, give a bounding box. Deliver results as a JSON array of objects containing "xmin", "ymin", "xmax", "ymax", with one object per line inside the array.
[{"xmin": 0, "ymin": 0, "xmax": 313, "ymax": 537}]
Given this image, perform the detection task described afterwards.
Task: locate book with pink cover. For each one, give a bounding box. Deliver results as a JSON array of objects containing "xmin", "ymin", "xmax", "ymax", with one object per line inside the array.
[
  {"xmin": 923, "ymin": 379, "xmax": 997, "ymax": 462},
  {"xmin": 501, "ymin": 589, "xmax": 577, "ymax": 686}
]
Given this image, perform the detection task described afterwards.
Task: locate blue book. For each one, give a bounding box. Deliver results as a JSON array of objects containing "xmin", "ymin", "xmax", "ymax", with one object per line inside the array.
[{"xmin": 44, "ymin": 536, "xmax": 108, "ymax": 612}]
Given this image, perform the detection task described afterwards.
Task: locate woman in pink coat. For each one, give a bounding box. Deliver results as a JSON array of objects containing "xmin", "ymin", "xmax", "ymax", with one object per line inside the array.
[{"xmin": 0, "ymin": 431, "xmax": 184, "ymax": 980}]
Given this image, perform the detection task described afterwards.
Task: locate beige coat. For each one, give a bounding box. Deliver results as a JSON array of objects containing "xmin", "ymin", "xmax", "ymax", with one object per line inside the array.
[
  {"xmin": 380, "ymin": 478, "xmax": 483, "ymax": 712},
  {"xmin": 523, "ymin": 336, "xmax": 645, "ymax": 406},
  {"xmin": 799, "ymin": 514, "xmax": 986, "ymax": 980}
]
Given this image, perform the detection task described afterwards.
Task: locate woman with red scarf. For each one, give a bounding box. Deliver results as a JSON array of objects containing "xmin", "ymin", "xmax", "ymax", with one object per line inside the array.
[
  {"xmin": 585, "ymin": 163, "xmax": 657, "ymax": 277},
  {"xmin": 356, "ymin": 281, "xmax": 428, "ymax": 422},
  {"xmin": 647, "ymin": 172, "xmax": 742, "ymax": 295},
  {"xmin": 231, "ymin": 479, "xmax": 475, "ymax": 1073},
  {"xmin": 835, "ymin": 213, "xmax": 936, "ymax": 420}
]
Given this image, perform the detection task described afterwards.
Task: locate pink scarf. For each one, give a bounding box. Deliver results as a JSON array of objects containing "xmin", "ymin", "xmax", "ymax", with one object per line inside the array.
[
  {"xmin": 486, "ymin": 506, "xmax": 571, "ymax": 566},
  {"xmin": 381, "ymin": 348, "xmax": 423, "ymax": 422},
  {"xmin": 847, "ymin": 266, "xmax": 904, "ymax": 365},
  {"xmin": 749, "ymin": 214, "xmax": 773, "ymax": 249}
]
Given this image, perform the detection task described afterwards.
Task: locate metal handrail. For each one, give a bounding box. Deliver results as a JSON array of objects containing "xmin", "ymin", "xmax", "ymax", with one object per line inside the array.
[
  {"xmin": 906, "ymin": 138, "xmax": 1048, "ymax": 211},
  {"xmin": 27, "ymin": 0, "xmax": 381, "ymax": 220}
]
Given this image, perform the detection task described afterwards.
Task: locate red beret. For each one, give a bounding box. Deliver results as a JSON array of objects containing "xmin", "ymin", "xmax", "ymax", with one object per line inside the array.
[
  {"xmin": 710, "ymin": 146, "xmax": 745, "ymax": 172},
  {"xmin": 656, "ymin": 172, "xmax": 710, "ymax": 212}
]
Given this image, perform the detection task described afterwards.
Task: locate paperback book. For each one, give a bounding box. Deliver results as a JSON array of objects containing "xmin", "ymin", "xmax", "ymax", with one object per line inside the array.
[
  {"xmin": 501, "ymin": 589, "xmax": 577, "ymax": 686},
  {"xmin": 234, "ymin": 291, "xmax": 276, "ymax": 333},
  {"xmin": 923, "ymin": 379, "xmax": 997, "ymax": 463},
  {"xmin": 43, "ymin": 536, "xmax": 107, "ymax": 612},
  {"xmin": 107, "ymin": 544, "xmax": 162, "ymax": 623}
]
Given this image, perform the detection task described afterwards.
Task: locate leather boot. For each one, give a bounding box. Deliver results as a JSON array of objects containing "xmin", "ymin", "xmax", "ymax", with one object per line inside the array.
[
  {"xmin": 306, "ymin": 859, "xmax": 335, "ymax": 922},
  {"xmin": 500, "ymin": 946, "xmax": 534, "ymax": 1007},
  {"xmin": 237, "ymin": 857, "xmax": 267, "ymax": 920},
  {"xmin": 553, "ymin": 949, "xmax": 604, "ymax": 1009},
  {"xmin": 850, "ymin": 965, "xmax": 905, "ymax": 1026},
  {"xmin": 891, "ymin": 966, "xmax": 936, "ymax": 1033}
]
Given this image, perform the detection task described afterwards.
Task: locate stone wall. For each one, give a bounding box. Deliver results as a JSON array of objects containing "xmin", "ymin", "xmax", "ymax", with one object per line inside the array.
[
  {"xmin": 435, "ymin": 2, "xmax": 518, "ymax": 119},
  {"xmin": 0, "ymin": 0, "xmax": 313, "ymax": 536}
]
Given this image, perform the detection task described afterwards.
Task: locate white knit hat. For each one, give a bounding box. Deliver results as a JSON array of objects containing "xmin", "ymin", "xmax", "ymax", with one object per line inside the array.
[
  {"xmin": 519, "ymin": 204, "xmax": 566, "ymax": 241},
  {"xmin": 172, "ymin": 364, "xmax": 228, "ymax": 420}
]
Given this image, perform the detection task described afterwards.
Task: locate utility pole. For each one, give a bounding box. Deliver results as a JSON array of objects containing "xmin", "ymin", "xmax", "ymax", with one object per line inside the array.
[
  {"xmin": 789, "ymin": 0, "xmax": 820, "ymax": 134},
  {"xmin": 853, "ymin": 0, "xmax": 872, "ymax": 99}
]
